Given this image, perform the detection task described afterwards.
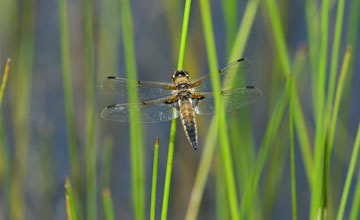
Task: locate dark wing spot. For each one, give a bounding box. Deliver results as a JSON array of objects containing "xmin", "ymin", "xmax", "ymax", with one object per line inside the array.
[
  {"xmin": 107, "ymin": 76, "xmax": 116, "ymax": 79},
  {"xmin": 107, "ymin": 104, "xmax": 117, "ymax": 108},
  {"xmin": 246, "ymin": 86, "xmax": 255, "ymax": 89},
  {"xmin": 237, "ymin": 58, "xmax": 245, "ymax": 62}
]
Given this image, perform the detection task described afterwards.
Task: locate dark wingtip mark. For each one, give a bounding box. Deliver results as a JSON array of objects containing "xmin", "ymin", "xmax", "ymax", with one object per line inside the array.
[
  {"xmin": 107, "ymin": 104, "xmax": 117, "ymax": 109},
  {"xmin": 237, "ymin": 58, "xmax": 245, "ymax": 62},
  {"xmin": 246, "ymin": 86, "xmax": 255, "ymax": 89},
  {"xmin": 107, "ymin": 76, "xmax": 116, "ymax": 79}
]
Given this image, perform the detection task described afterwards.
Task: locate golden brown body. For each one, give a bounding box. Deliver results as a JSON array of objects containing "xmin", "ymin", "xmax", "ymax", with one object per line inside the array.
[{"xmin": 178, "ymin": 97, "xmax": 198, "ymax": 150}]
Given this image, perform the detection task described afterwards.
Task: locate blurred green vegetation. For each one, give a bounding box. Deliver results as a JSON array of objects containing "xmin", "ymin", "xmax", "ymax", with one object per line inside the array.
[{"xmin": 0, "ymin": 0, "xmax": 359, "ymax": 219}]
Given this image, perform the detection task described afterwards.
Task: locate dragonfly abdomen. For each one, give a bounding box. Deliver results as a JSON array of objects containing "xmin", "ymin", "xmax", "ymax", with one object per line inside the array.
[{"xmin": 179, "ymin": 98, "xmax": 198, "ymax": 150}]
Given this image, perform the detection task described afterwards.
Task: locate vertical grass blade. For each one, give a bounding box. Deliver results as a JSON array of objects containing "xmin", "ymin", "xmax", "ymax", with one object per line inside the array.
[
  {"xmin": 185, "ymin": 1, "xmax": 260, "ymax": 218},
  {"xmin": 264, "ymin": 0, "xmax": 291, "ymax": 75},
  {"xmin": 240, "ymin": 85, "xmax": 289, "ymax": 219},
  {"xmin": 177, "ymin": 0, "xmax": 192, "ymax": 70},
  {"xmin": 65, "ymin": 178, "xmax": 78, "ymax": 220},
  {"xmin": 102, "ymin": 188, "xmax": 115, "ymax": 220},
  {"xmin": 289, "ymin": 75, "xmax": 298, "ymax": 220},
  {"xmin": 326, "ymin": 46, "xmax": 352, "ymax": 152},
  {"xmin": 311, "ymin": 0, "xmax": 330, "ymax": 216},
  {"xmin": 150, "ymin": 138, "xmax": 160, "ymax": 220},
  {"xmin": 120, "ymin": 0, "xmax": 145, "ymax": 219},
  {"xmin": 184, "ymin": 119, "xmax": 217, "ymax": 220},
  {"xmin": 350, "ymin": 131, "xmax": 360, "ymax": 220},
  {"xmin": 221, "ymin": 0, "xmax": 237, "ymax": 53},
  {"xmin": 58, "ymin": 0, "xmax": 81, "ymax": 195},
  {"xmin": 101, "ymin": 136, "xmax": 113, "ymax": 188},
  {"xmin": 83, "ymin": 0, "xmax": 97, "ymax": 218},
  {"xmin": 199, "ymin": 0, "xmax": 239, "ymax": 219},
  {"xmin": 0, "ymin": 58, "xmax": 10, "ymax": 108},
  {"xmin": 161, "ymin": 0, "xmax": 192, "ymax": 219},
  {"xmin": 326, "ymin": 0, "xmax": 346, "ymax": 112},
  {"xmin": 336, "ymin": 122, "xmax": 360, "ymax": 220},
  {"xmin": 9, "ymin": 0, "xmax": 35, "ymax": 219}
]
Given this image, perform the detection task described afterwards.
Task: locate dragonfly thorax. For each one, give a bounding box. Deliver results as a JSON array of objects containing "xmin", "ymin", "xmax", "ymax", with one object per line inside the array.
[{"xmin": 176, "ymin": 90, "xmax": 192, "ymax": 99}]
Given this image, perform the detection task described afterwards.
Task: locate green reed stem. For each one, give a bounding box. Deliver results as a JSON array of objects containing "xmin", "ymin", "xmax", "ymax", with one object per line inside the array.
[
  {"xmin": 58, "ymin": 0, "xmax": 81, "ymax": 198},
  {"xmin": 120, "ymin": 0, "xmax": 145, "ymax": 219},
  {"xmin": 65, "ymin": 178, "xmax": 78, "ymax": 220},
  {"xmin": 177, "ymin": 0, "xmax": 192, "ymax": 70},
  {"xmin": 337, "ymin": 122, "xmax": 360, "ymax": 220},
  {"xmin": 0, "ymin": 58, "xmax": 10, "ymax": 108},
  {"xmin": 102, "ymin": 188, "xmax": 115, "ymax": 220},
  {"xmin": 150, "ymin": 138, "xmax": 159, "ymax": 220},
  {"xmin": 289, "ymin": 75, "xmax": 298, "ymax": 220},
  {"xmin": 185, "ymin": 1, "xmax": 260, "ymax": 219},
  {"xmin": 199, "ymin": 0, "xmax": 239, "ymax": 219},
  {"xmin": 101, "ymin": 136, "xmax": 113, "ymax": 188},
  {"xmin": 326, "ymin": 0, "xmax": 346, "ymax": 112},
  {"xmin": 161, "ymin": 0, "xmax": 192, "ymax": 219},
  {"xmin": 265, "ymin": 0, "xmax": 291, "ymax": 75},
  {"xmin": 161, "ymin": 116, "xmax": 177, "ymax": 220},
  {"xmin": 311, "ymin": 0, "xmax": 329, "ymax": 217},
  {"xmin": 240, "ymin": 84, "xmax": 289, "ymax": 219},
  {"xmin": 83, "ymin": 0, "xmax": 97, "ymax": 218},
  {"xmin": 10, "ymin": 0, "xmax": 35, "ymax": 219}
]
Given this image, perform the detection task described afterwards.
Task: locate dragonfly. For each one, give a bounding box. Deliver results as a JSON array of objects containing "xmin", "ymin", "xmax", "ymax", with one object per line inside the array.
[{"xmin": 100, "ymin": 58, "xmax": 262, "ymax": 150}]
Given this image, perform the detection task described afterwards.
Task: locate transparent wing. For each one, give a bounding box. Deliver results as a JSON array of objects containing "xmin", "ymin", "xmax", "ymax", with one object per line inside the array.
[
  {"xmin": 100, "ymin": 96, "xmax": 179, "ymax": 123},
  {"xmin": 101, "ymin": 76, "xmax": 176, "ymax": 101},
  {"xmin": 190, "ymin": 58, "xmax": 252, "ymax": 92},
  {"xmin": 192, "ymin": 86, "xmax": 262, "ymax": 115}
]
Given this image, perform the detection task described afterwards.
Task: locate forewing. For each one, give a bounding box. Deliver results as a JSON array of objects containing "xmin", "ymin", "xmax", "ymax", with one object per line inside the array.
[
  {"xmin": 101, "ymin": 76, "xmax": 175, "ymax": 101},
  {"xmin": 190, "ymin": 58, "xmax": 252, "ymax": 92},
  {"xmin": 193, "ymin": 86, "xmax": 262, "ymax": 115},
  {"xmin": 101, "ymin": 96, "xmax": 179, "ymax": 123}
]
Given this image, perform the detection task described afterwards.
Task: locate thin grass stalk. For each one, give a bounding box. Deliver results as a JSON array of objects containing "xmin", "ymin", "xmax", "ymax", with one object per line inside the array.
[
  {"xmin": 160, "ymin": 0, "xmax": 192, "ymax": 219},
  {"xmin": 0, "ymin": 58, "xmax": 10, "ymax": 108},
  {"xmin": 9, "ymin": 0, "xmax": 35, "ymax": 219},
  {"xmin": 221, "ymin": 0, "xmax": 237, "ymax": 53},
  {"xmin": 331, "ymin": 0, "xmax": 360, "ymax": 214},
  {"xmin": 97, "ymin": 0, "xmax": 121, "ymax": 82},
  {"xmin": 65, "ymin": 178, "xmax": 78, "ymax": 220},
  {"xmin": 150, "ymin": 138, "xmax": 159, "ymax": 220},
  {"xmin": 199, "ymin": 0, "xmax": 240, "ymax": 219},
  {"xmin": 160, "ymin": 118, "xmax": 177, "ymax": 220},
  {"xmin": 350, "ymin": 148, "xmax": 360, "ymax": 220},
  {"xmin": 216, "ymin": 156, "xmax": 230, "ymax": 220},
  {"xmin": 58, "ymin": 0, "xmax": 81, "ymax": 199},
  {"xmin": 101, "ymin": 136, "xmax": 113, "ymax": 188},
  {"xmin": 239, "ymin": 84, "xmax": 289, "ymax": 219},
  {"xmin": 326, "ymin": 0, "xmax": 346, "ymax": 113},
  {"xmin": 229, "ymin": 0, "xmax": 260, "ymax": 62},
  {"xmin": 102, "ymin": 188, "xmax": 115, "ymax": 220},
  {"xmin": 185, "ymin": 1, "xmax": 260, "ymax": 218},
  {"xmin": 83, "ymin": 0, "xmax": 97, "ymax": 218},
  {"xmin": 327, "ymin": 47, "xmax": 353, "ymax": 151},
  {"xmin": 264, "ymin": 0, "xmax": 291, "ymax": 75},
  {"xmin": 185, "ymin": 119, "xmax": 217, "ymax": 220},
  {"xmin": 120, "ymin": 0, "xmax": 145, "ymax": 219},
  {"xmin": 336, "ymin": 122, "xmax": 360, "ymax": 220},
  {"xmin": 289, "ymin": 75, "xmax": 298, "ymax": 220},
  {"xmin": 177, "ymin": 0, "xmax": 192, "ymax": 70},
  {"xmin": 311, "ymin": 0, "xmax": 330, "ymax": 218},
  {"xmin": 290, "ymin": 47, "xmax": 313, "ymax": 185},
  {"xmin": 325, "ymin": 47, "xmax": 352, "ymax": 190}
]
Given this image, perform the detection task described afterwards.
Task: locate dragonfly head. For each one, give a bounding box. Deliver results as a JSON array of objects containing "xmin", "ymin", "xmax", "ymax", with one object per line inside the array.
[{"xmin": 171, "ymin": 69, "xmax": 190, "ymax": 82}]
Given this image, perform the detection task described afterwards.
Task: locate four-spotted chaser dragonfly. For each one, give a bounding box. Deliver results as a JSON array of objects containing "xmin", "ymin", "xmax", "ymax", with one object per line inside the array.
[{"xmin": 101, "ymin": 58, "xmax": 262, "ymax": 150}]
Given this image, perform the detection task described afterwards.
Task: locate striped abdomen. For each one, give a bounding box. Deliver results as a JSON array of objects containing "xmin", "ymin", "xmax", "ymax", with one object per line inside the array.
[{"xmin": 179, "ymin": 98, "xmax": 198, "ymax": 150}]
